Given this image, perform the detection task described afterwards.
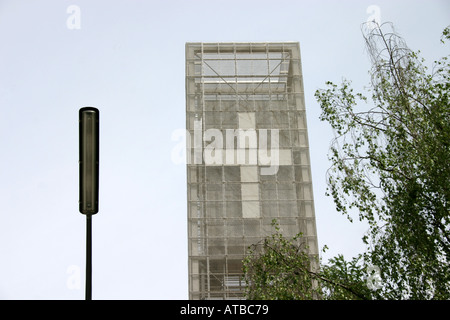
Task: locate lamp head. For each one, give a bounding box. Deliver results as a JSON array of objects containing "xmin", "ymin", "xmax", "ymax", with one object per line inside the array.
[{"xmin": 79, "ymin": 107, "xmax": 99, "ymax": 215}]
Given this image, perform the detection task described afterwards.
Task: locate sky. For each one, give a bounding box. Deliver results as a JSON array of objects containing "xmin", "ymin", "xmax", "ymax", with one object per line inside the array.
[{"xmin": 0, "ymin": 0, "xmax": 448, "ymax": 300}]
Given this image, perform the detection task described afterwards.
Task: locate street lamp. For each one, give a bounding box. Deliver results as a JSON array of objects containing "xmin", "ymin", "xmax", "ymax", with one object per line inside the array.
[{"xmin": 79, "ymin": 107, "xmax": 99, "ymax": 300}]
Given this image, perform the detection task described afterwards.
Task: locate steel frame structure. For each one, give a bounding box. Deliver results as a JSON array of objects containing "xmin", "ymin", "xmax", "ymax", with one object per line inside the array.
[{"xmin": 186, "ymin": 42, "xmax": 319, "ymax": 299}]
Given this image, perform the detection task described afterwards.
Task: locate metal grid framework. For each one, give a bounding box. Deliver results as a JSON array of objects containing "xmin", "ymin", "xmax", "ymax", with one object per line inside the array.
[{"xmin": 186, "ymin": 42, "xmax": 319, "ymax": 299}]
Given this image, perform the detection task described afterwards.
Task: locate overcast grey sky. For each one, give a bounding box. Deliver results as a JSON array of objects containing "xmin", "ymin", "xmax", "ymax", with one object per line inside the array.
[{"xmin": 0, "ymin": 0, "xmax": 448, "ymax": 299}]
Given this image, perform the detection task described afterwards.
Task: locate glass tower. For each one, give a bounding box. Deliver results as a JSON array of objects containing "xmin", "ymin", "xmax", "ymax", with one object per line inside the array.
[{"xmin": 186, "ymin": 42, "xmax": 319, "ymax": 299}]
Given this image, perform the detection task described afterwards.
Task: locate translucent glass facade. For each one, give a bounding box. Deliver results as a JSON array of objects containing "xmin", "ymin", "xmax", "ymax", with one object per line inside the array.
[{"xmin": 186, "ymin": 42, "xmax": 319, "ymax": 299}]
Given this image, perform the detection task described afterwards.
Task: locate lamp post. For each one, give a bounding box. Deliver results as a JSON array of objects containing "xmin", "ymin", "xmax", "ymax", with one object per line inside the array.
[{"xmin": 79, "ymin": 107, "xmax": 99, "ymax": 300}]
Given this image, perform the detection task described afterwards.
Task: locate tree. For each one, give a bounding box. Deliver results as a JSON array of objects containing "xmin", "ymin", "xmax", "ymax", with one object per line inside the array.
[
  {"xmin": 242, "ymin": 220, "xmax": 320, "ymax": 300},
  {"xmin": 314, "ymin": 22, "xmax": 450, "ymax": 299},
  {"xmin": 242, "ymin": 220, "xmax": 379, "ymax": 300},
  {"xmin": 243, "ymin": 23, "xmax": 450, "ymax": 300}
]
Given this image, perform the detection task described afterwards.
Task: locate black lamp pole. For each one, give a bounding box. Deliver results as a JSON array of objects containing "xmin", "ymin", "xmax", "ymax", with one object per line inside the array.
[
  {"xmin": 79, "ymin": 107, "xmax": 99, "ymax": 301},
  {"xmin": 85, "ymin": 214, "xmax": 92, "ymax": 300}
]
